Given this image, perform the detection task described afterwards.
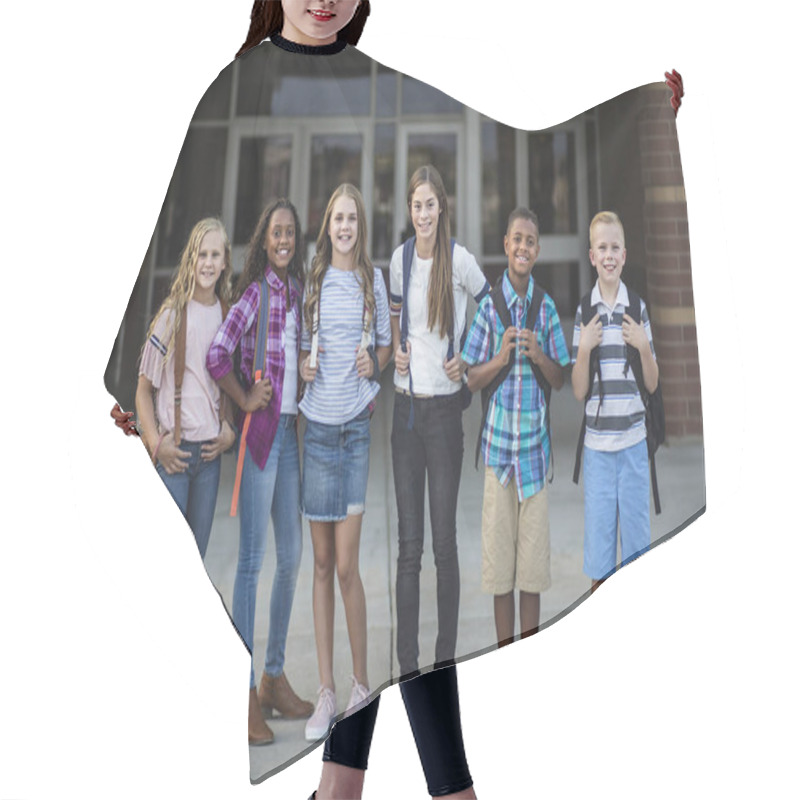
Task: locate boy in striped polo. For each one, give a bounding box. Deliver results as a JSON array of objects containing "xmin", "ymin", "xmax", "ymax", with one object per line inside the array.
[
  {"xmin": 462, "ymin": 208, "xmax": 570, "ymax": 647},
  {"xmin": 572, "ymin": 211, "xmax": 659, "ymax": 592}
]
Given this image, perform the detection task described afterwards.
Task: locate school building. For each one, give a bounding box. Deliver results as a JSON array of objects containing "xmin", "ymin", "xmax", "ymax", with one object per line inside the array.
[{"xmin": 106, "ymin": 46, "xmax": 700, "ymax": 441}]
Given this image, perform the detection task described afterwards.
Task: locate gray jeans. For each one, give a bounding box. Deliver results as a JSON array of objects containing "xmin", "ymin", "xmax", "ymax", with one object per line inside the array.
[{"xmin": 392, "ymin": 391, "xmax": 463, "ymax": 677}]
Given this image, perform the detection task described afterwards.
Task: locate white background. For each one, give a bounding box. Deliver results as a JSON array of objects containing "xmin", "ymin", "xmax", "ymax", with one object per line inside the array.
[{"xmin": 2, "ymin": 1, "xmax": 797, "ymax": 798}]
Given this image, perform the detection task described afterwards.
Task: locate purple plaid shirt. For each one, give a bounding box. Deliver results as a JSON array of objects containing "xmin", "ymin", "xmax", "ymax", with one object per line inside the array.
[{"xmin": 207, "ymin": 267, "xmax": 303, "ymax": 470}]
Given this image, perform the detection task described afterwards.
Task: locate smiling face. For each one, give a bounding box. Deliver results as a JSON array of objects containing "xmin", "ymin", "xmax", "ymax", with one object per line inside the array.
[
  {"xmin": 328, "ymin": 194, "xmax": 359, "ymax": 266},
  {"xmin": 280, "ymin": 0, "xmax": 361, "ymax": 46},
  {"xmin": 504, "ymin": 217, "xmax": 540, "ymax": 284},
  {"xmin": 263, "ymin": 208, "xmax": 296, "ymax": 273},
  {"xmin": 410, "ymin": 182, "xmax": 442, "ymax": 249},
  {"xmin": 589, "ymin": 221, "xmax": 626, "ymax": 292},
  {"xmin": 193, "ymin": 228, "xmax": 226, "ymax": 301}
]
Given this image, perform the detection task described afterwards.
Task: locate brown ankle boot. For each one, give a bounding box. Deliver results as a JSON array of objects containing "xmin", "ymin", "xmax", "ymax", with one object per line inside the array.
[
  {"xmin": 248, "ymin": 686, "xmax": 274, "ymax": 746},
  {"xmin": 258, "ymin": 671, "xmax": 314, "ymax": 719}
]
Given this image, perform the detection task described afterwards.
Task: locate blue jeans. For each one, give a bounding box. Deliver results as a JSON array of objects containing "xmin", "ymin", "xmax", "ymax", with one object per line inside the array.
[
  {"xmin": 232, "ymin": 414, "xmax": 303, "ymax": 688},
  {"xmin": 392, "ymin": 392, "xmax": 464, "ymax": 677},
  {"xmin": 302, "ymin": 408, "xmax": 371, "ymax": 521},
  {"xmin": 583, "ymin": 439, "xmax": 651, "ymax": 580},
  {"xmin": 156, "ymin": 440, "xmax": 221, "ymax": 559}
]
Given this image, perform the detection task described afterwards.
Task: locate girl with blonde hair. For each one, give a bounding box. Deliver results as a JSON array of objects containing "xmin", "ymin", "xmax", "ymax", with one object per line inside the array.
[
  {"xmin": 299, "ymin": 183, "xmax": 392, "ymax": 741},
  {"xmin": 135, "ymin": 217, "xmax": 236, "ymax": 559}
]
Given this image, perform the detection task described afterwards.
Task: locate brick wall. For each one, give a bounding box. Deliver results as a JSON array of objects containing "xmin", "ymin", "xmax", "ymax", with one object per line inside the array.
[{"xmin": 637, "ymin": 86, "xmax": 702, "ymax": 439}]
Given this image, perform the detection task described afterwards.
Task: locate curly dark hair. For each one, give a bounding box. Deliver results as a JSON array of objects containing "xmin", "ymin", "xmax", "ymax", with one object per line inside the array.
[{"xmin": 234, "ymin": 198, "xmax": 304, "ymax": 300}]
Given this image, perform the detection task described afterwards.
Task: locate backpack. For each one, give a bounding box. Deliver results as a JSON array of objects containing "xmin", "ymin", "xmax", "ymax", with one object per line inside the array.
[
  {"xmin": 399, "ymin": 236, "xmax": 474, "ymax": 426},
  {"xmin": 572, "ymin": 288, "xmax": 666, "ymax": 514},
  {"xmin": 474, "ymin": 279, "xmax": 551, "ymax": 472}
]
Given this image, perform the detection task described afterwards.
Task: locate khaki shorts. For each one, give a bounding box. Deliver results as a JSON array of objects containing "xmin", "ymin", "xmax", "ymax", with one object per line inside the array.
[{"xmin": 481, "ymin": 469, "xmax": 551, "ymax": 595}]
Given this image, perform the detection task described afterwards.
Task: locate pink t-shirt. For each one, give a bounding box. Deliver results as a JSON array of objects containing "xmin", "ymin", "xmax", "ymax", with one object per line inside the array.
[{"xmin": 139, "ymin": 298, "xmax": 223, "ymax": 442}]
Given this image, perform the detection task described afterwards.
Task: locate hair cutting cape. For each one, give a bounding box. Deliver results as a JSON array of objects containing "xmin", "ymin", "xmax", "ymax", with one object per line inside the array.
[{"xmin": 105, "ymin": 37, "xmax": 704, "ymax": 783}]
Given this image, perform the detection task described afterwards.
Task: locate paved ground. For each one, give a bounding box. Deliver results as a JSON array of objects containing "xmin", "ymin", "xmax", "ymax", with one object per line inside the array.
[{"xmin": 201, "ymin": 371, "xmax": 705, "ymax": 782}]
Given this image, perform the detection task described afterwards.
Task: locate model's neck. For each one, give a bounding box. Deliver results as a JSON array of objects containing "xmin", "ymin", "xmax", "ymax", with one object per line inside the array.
[
  {"xmin": 331, "ymin": 253, "xmax": 356, "ymax": 271},
  {"xmin": 508, "ymin": 271, "xmax": 529, "ymax": 299},
  {"xmin": 192, "ymin": 286, "xmax": 217, "ymax": 306},
  {"xmin": 415, "ymin": 239, "xmax": 435, "ymax": 260},
  {"xmin": 598, "ymin": 280, "xmax": 620, "ymax": 307},
  {"xmin": 270, "ymin": 263, "xmax": 288, "ymax": 285},
  {"xmin": 271, "ymin": 32, "xmax": 347, "ymax": 55}
]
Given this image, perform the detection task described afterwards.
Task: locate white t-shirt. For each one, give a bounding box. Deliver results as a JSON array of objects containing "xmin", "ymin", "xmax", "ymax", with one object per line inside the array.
[
  {"xmin": 280, "ymin": 305, "xmax": 299, "ymax": 415},
  {"xmin": 389, "ymin": 242, "xmax": 487, "ymax": 396}
]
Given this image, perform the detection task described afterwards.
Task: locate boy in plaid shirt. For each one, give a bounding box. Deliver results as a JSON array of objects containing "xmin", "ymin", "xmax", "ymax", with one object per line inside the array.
[{"xmin": 462, "ymin": 208, "xmax": 570, "ymax": 646}]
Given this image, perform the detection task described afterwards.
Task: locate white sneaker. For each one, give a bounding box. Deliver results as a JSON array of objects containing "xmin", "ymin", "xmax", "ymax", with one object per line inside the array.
[
  {"xmin": 344, "ymin": 676, "xmax": 370, "ymax": 718},
  {"xmin": 305, "ymin": 687, "xmax": 336, "ymax": 741}
]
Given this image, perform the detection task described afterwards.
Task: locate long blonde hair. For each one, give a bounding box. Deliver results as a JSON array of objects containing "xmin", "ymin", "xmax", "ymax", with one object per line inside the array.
[
  {"xmin": 407, "ymin": 165, "xmax": 453, "ymax": 338},
  {"xmin": 144, "ymin": 218, "xmax": 233, "ymax": 364},
  {"xmin": 304, "ymin": 184, "xmax": 375, "ymax": 336}
]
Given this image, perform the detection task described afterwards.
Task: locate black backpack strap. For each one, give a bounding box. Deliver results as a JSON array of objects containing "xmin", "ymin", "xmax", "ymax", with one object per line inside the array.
[
  {"xmin": 401, "ymin": 237, "xmax": 416, "ymax": 428},
  {"xmin": 623, "ymin": 289, "xmax": 645, "ymax": 391},
  {"xmin": 624, "ymin": 288, "xmax": 663, "ymax": 515},
  {"xmin": 526, "ymin": 283, "xmax": 553, "ymax": 481},
  {"xmin": 573, "ymin": 291, "xmax": 598, "ymax": 484},
  {"xmin": 475, "ymin": 280, "xmax": 514, "ymax": 468}
]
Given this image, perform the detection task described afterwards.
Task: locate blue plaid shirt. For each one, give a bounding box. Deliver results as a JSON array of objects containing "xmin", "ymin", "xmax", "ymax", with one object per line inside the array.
[{"xmin": 462, "ymin": 273, "xmax": 570, "ymax": 500}]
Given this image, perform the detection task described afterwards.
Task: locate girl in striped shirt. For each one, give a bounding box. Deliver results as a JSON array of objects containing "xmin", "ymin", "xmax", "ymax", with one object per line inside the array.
[{"xmin": 298, "ymin": 183, "xmax": 391, "ymax": 741}]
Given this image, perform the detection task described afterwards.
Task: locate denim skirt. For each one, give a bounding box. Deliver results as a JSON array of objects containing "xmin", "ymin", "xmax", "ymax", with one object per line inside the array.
[{"xmin": 302, "ymin": 407, "xmax": 371, "ymax": 521}]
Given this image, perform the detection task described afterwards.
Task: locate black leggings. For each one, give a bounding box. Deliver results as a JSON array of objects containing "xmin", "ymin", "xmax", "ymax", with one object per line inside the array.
[{"xmin": 323, "ymin": 666, "xmax": 472, "ymax": 797}]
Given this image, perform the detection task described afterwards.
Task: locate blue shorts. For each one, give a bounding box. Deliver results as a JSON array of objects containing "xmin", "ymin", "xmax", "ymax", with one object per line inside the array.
[
  {"xmin": 583, "ymin": 439, "xmax": 651, "ymax": 581},
  {"xmin": 302, "ymin": 408, "xmax": 371, "ymax": 521}
]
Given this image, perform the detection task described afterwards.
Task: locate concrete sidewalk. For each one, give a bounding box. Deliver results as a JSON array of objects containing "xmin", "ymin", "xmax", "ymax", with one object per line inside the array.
[{"xmin": 202, "ymin": 373, "xmax": 705, "ymax": 782}]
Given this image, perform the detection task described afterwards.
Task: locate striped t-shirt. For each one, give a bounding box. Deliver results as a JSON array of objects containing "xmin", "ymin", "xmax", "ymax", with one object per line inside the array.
[
  {"xmin": 571, "ymin": 281, "xmax": 656, "ymax": 453},
  {"xmin": 300, "ymin": 266, "xmax": 391, "ymax": 425}
]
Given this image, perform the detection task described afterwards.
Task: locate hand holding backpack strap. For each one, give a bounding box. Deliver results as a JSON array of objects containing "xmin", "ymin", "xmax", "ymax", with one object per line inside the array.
[{"xmin": 475, "ymin": 278, "xmax": 548, "ymax": 470}]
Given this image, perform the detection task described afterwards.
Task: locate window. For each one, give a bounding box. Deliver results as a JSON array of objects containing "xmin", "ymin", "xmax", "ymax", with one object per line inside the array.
[
  {"xmin": 482, "ymin": 121, "xmax": 518, "ymax": 255},
  {"xmin": 155, "ymin": 128, "xmax": 228, "ymax": 267},
  {"xmin": 234, "ymin": 136, "xmax": 292, "ymax": 245},
  {"xmin": 402, "ymin": 75, "xmax": 463, "ymax": 115},
  {"xmin": 528, "ymin": 131, "xmax": 577, "ymax": 235},
  {"xmin": 373, "ymin": 124, "xmax": 396, "ymax": 260},
  {"xmin": 307, "ymin": 134, "xmax": 363, "ymax": 243}
]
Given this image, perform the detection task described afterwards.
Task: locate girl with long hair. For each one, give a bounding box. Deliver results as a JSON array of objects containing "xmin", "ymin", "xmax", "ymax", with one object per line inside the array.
[
  {"xmin": 390, "ymin": 164, "xmax": 490, "ymax": 679},
  {"xmin": 135, "ymin": 218, "xmax": 236, "ymax": 560},
  {"xmin": 206, "ymin": 198, "xmax": 313, "ymax": 746},
  {"xmin": 299, "ymin": 182, "xmax": 392, "ymax": 742}
]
